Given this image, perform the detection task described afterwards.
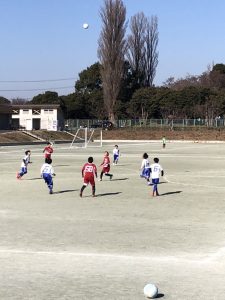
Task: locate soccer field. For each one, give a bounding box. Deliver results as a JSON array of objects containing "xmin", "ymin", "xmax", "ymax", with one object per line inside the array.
[{"xmin": 1, "ymin": 141, "xmax": 225, "ymax": 299}]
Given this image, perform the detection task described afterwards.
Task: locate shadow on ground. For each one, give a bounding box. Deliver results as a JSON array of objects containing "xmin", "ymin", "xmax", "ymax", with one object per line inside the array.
[
  {"xmin": 160, "ymin": 191, "xmax": 182, "ymax": 196},
  {"xmin": 157, "ymin": 293, "xmax": 165, "ymax": 298},
  {"xmin": 54, "ymin": 189, "xmax": 78, "ymax": 194},
  {"xmin": 111, "ymin": 178, "xmax": 129, "ymax": 181},
  {"xmin": 96, "ymin": 192, "xmax": 122, "ymax": 197}
]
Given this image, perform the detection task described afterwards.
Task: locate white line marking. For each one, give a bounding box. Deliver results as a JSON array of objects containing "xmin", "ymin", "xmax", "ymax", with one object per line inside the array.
[
  {"xmin": 0, "ymin": 249, "xmax": 210, "ymax": 264},
  {"xmin": 164, "ymin": 175, "xmax": 225, "ymax": 189},
  {"xmin": 0, "ymin": 249, "xmax": 222, "ymax": 265}
]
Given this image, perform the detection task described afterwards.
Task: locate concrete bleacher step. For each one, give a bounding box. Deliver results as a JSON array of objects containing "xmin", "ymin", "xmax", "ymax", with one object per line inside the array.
[{"xmin": 21, "ymin": 130, "xmax": 45, "ymax": 141}]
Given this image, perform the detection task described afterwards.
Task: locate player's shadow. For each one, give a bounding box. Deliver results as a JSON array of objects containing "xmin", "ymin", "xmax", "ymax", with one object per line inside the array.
[
  {"xmin": 26, "ymin": 178, "xmax": 42, "ymax": 180},
  {"xmin": 96, "ymin": 192, "xmax": 122, "ymax": 197},
  {"xmin": 156, "ymin": 293, "xmax": 164, "ymax": 298},
  {"xmin": 160, "ymin": 191, "xmax": 182, "ymax": 196},
  {"xmin": 54, "ymin": 189, "xmax": 78, "ymax": 194},
  {"xmin": 111, "ymin": 178, "xmax": 129, "ymax": 181}
]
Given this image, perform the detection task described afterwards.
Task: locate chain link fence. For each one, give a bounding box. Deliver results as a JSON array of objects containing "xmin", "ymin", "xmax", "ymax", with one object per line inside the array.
[{"xmin": 64, "ymin": 118, "xmax": 225, "ymax": 130}]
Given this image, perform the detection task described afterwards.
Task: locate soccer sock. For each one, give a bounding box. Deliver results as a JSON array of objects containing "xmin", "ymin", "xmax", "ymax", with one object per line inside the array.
[
  {"xmin": 80, "ymin": 185, "xmax": 86, "ymax": 193},
  {"xmin": 100, "ymin": 172, "xmax": 103, "ymax": 180},
  {"xmin": 92, "ymin": 185, "xmax": 95, "ymax": 195}
]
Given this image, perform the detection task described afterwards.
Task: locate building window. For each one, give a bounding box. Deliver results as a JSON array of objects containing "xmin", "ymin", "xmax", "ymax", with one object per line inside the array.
[
  {"xmin": 22, "ymin": 109, "xmax": 29, "ymax": 114},
  {"xmin": 44, "ymin": 109, "xmax": 54, "ymax": 114}
]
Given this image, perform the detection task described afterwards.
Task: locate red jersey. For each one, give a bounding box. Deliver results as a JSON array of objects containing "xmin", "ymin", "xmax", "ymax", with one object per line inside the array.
[
  {"xmin": 43, "ymin": 146, "xmax": 53, "ymax": 158},
  {"xmin": 82, "ymin": 163, "xmax": 97, "ymax": 186},
  {"xmin": 101, "ymin": 156, "xmax": 110, "ymax": 173}
]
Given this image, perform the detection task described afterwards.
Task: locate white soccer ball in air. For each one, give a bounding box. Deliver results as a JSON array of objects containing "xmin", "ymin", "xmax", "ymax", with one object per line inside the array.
[
  {"xmin": 143, "ymin": 283, "xmax": 158, "ymax": 299},
  {"xmin": 83, "ymin": 23, "xmax": 89, "ymax": 29}
]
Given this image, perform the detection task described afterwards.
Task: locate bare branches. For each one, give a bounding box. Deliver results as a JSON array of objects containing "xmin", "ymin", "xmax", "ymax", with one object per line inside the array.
[
  {"xmin": 98, "ymin": 0, "xmax": 127, "ymax": 123},
  {"xmin": 126, "ymin": 12, "xmax": 147, "ymax": 86},
  {"xmin": 126, "ymin": 13, "xmax": 159, "ymax": 88},
  {"xmin": 144, "ymin": 16, "xmax": 159, "ymax": 87}
]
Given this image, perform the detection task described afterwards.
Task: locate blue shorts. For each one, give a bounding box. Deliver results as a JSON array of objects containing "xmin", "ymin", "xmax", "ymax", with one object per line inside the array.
[
  {"xmin": 152, "ymin": 178, "xmax": 159, "ymax": 184},
  {"xmin": 43, "ymin": 173, "xmax": 53, "ymax": 189},
  {"xmin": 19, "ymin": 167, "xmax": 27, "ymax": 176},
  {"xmin": 114, "ymin": 154, "xmax": 119, "ymax": 161},
  {"xmin": 141, "ymin": 168, "xmax": 150, "ymax": 179}
]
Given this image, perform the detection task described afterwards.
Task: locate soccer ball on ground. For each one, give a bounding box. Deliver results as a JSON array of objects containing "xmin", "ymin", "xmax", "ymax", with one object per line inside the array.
[{"xmin": 143, "ymin": 283, "xmax": 158, "ymax": 299}]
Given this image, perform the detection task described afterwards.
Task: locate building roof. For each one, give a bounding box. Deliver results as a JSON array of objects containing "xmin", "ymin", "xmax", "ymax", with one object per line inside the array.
[{"xmin": 11, "ymin": 104, "xmax": 61, "ymax": 110}]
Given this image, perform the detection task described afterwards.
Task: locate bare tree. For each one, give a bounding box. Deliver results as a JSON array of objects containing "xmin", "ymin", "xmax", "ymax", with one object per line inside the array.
[
  {"xmin": 126, "ymin": 13, "xmax": 159, "ymax": 88},
  {"xmin": 144, "ymin": 16, "xmax": 159, "ymax": 87},
  {"xmin": 98, "ymin": 0, "xmax": 127, "ymax": 123},
  {"xmin": 126, "ymin": 12, "xmax": 147, "ymax": 87},
  {"xmin": 11, "ymin": 97, "xmax": 28, "ymax": 104}
]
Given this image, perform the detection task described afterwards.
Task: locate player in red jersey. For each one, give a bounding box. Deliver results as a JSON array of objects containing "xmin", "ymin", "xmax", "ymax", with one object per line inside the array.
[
  {"xmin": 99, "ymin": 151, "xmax": 113, "ymax": 181},
  {"xmin": 43, "ymin": 142, "xmax": 54, "ymax": 160},
  {"xmin": 80, "ymin": 157, "xmax": 97, "ymax": 197}
]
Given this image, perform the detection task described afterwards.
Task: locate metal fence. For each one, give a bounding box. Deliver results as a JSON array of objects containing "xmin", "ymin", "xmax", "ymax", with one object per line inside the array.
[{"xmin": 65, "ymin": 118, "xmax": 225, "ymax": 130}]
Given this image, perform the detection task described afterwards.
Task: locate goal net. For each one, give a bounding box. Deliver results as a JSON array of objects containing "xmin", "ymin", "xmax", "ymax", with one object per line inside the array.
[{"xmin": 69, "ymin": 128, "xmax": 102, "ymax": 148}]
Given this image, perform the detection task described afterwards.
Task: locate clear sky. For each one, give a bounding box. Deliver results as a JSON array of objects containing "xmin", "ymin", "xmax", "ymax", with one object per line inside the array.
[{"xmin": 0, "ymin": 0, "xmax": 225, "ymax": 100}]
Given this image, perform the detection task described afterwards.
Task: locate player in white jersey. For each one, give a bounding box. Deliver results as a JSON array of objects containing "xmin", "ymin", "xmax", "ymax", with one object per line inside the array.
[
  {"xmin": 150, "ymin": 157, "xmax": 164, "ymax": 196},
  {"xmin": 40, "ymin": 158, "xmax": 56, "ymax": 194},
  {"xmin": 140, "ymin": 152, "xmax": 151, "ymax": 184},
  {"xmin": 16, "ymin": 150, "xmax": 31, "ymax": 179},
  {"xmin": 113, "ymin": 145, "xmax": 120, "ymax": 165}
]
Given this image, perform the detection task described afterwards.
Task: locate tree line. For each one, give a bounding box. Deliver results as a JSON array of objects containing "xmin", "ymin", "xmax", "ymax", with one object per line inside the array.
[{"xmin": 8, "ymin": 62, "xmax": 225, "ymax": 122}]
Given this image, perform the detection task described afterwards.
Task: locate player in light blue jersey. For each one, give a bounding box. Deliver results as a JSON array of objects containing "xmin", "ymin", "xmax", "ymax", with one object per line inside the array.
[
  {"xmin": 150, "ymin": 157, "xmax": 164, "ymax": 197},
  {"xmin": 140, "ymin": 152, "xmax": 151, "ymax": 184},
  {"xmin": 16, "ymin": 150, "xmax": 31, "ymax": 179},
  {"xmin": 40, "ymin": 158, "xmax": 56, "ymax": 194}
]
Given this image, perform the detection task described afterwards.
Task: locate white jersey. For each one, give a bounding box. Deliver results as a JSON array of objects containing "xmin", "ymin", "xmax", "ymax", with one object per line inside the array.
[
  {"xmin": 113, "ymin": 148, "xmax": 119, "ymax": 155},
  {"xmin": 141, "ymin": 159, "xmax": 150, "ymax": 169},
  {"xmin": 150, "ymin": 163, "xmax": 163, "ymax": 179},
  {"xmin": 21, "ymin": 154, "xmax": 30, "ymax": 168},
  {"xmin": 41, "ymin": 163, "xmax": 54, "ymax": 175}
]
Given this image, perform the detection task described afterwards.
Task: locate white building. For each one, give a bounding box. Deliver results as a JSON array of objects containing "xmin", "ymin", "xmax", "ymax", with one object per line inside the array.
[{"xmin": 11, "ymin": 104, "xmax": 64, "ymax": 131}]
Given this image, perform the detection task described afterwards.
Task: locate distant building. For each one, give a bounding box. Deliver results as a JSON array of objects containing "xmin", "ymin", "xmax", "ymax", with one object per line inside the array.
[
  {"xmin": 11, "ymin": 104, "xmax": 64, "ymax": 131},
  {"xmin": 0, "ymin": 104, "xmax": 12, "ymax": 130}
]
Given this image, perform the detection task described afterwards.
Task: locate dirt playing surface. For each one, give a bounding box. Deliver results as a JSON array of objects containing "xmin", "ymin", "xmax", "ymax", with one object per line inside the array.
[{"xmin": 1, "ymin": 142, "xmax": 225, "ymax": 299}]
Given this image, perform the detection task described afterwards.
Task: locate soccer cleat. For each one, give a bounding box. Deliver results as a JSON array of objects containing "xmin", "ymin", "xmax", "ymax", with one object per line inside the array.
[
  {"xmin": 80, "ymin": 192, "xmax": 82, "ymax": 197},
  {"xmin": 98, "ymin": 179, "xmax": 102, "ymax": 181},
  {"xmin": 49, "ymin": 190, "xmax": 53, "ymax": 194},
  {"xmin": 92, "ymin": 194, "xmax": 96, "ymax": 197},
  {"xmin": 110, "ymin": 175, "xmax": 113, "ymax": 180}
]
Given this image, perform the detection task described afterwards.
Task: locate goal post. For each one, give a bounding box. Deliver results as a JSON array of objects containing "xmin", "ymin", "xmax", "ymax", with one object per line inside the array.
[{"xmin": 69, "ymin": 127, "xmax": 102, "ymax": 148}]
